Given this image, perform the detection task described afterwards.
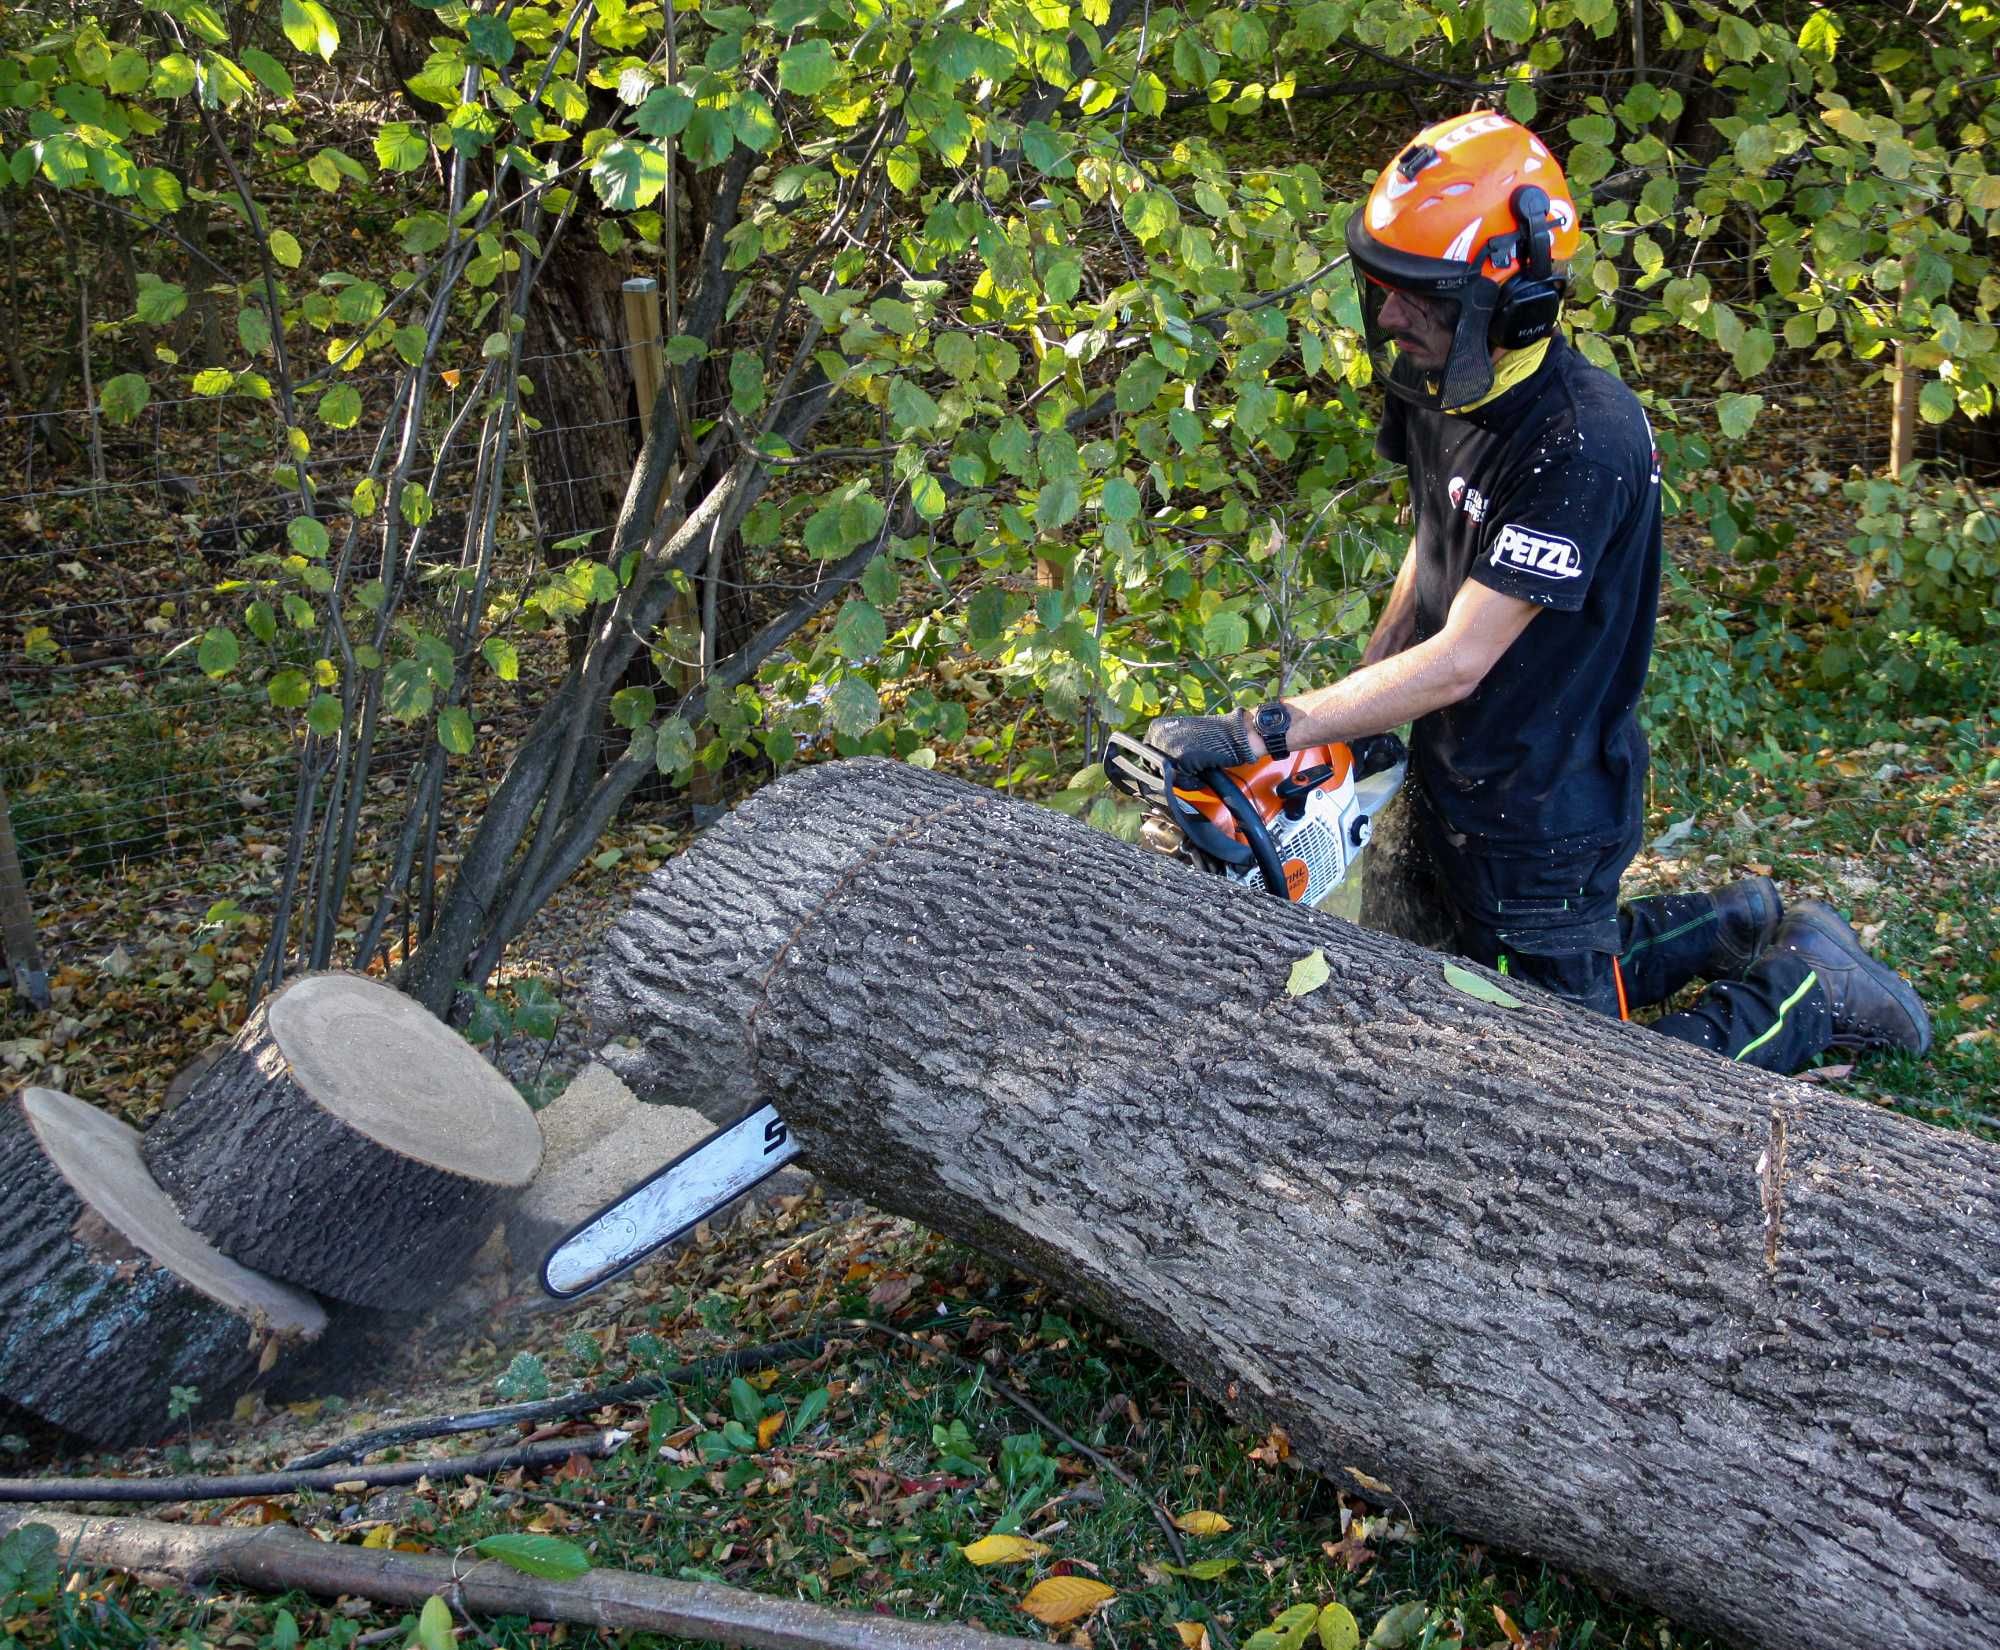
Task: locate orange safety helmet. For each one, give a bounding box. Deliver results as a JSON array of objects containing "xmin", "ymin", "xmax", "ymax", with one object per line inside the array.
[{"xmin": 1344, "ymin": 109, "xmax": 1581, "ymax": 410}]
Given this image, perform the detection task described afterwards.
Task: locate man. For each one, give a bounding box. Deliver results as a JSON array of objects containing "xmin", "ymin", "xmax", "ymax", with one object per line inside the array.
[{"xmin": 1148, "ymin": 110, "xmax": 1929, "ymax": 1073}]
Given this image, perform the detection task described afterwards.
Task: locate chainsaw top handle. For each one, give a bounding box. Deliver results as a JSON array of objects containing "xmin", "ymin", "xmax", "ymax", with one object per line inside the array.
[
  {"xmin": 1201, "ymin": 765, "xmax": 1291, "ymax": 898},
  {"xmin": 1101, "ymin": 731, "xmax": 1291, "ymax": 899}
]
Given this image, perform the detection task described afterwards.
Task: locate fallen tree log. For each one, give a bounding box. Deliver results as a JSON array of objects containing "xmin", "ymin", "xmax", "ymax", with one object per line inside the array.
[
  {"xmin": 0, "ymin": 1509, "xmax": 1044, "ymax": 1650},
  {"xmin": 0, "ymin": 1088, "xmax": 325, "ymax": 1447},
  {"xmin": 591, "ymin": 758, "xmax": 2000, "ymax": 1650},
  {"xmin": 142, "ymin": 973, "xmax": 542, "ymax": 1308}
]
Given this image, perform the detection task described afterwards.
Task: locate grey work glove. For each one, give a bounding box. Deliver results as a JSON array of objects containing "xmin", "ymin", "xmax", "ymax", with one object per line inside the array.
[{"xmin": 1147, "ymin": 711, "xmax": 1253, "ymax": 776}]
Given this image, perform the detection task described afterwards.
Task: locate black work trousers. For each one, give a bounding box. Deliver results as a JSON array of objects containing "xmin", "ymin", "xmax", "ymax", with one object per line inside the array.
[{"xmin": 1412, "ymin": 790, "xmax": 1832, "ymax": 1074}]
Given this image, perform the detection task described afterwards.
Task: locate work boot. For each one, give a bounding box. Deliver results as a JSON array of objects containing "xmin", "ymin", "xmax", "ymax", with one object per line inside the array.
[
  {"xmin": 1758, "ymin": 900, "xmax": 1932, "ymax": 1056},
  {"xmin": 1700, "ymin": 875, "xmax": 1785, "ymax": 978}
]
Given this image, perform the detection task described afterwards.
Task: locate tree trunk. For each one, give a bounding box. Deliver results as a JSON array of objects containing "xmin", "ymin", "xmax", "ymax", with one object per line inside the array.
[
  {"xmin": 0, "ymin": 1089, "xmax": 324, "ymax": 1447},
  {"xmin": 589, "ymin": 758, "xmax": 2000, "ymax": 1650},
  {"xmin": 141, "ymin": 973, "xmax": 542, "ymax": 1309},
  {"xmin": 521, "ymin": 232, "xmax": 636, "ymax": 552}
]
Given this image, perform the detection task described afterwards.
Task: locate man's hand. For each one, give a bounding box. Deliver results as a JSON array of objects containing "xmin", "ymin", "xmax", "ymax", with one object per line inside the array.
[{"xmin": 1147, "ymin": 711, "xmax": 1254, "ymax": 775}]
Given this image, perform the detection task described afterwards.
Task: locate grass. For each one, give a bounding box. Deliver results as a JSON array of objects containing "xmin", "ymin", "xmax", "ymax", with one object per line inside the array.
[{"xmin": 4, "ymin": 1206, "xmax": 1727, "ymax": 1650}]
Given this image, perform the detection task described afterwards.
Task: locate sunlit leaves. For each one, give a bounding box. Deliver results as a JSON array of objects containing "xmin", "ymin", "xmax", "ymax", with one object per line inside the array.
[
  {"xmin": 591, "ymin": 140, "xmax": 670, "ymax": 210},
  {"xmin": 1020, "ymin": 1578, "xmax": 1115, "ymax": 1627},
  {"xmin": 1121, "ymin": 189, "xmax": 1179, "ymax": 243},
  {"xmin": 280, "ymin": 0, "xmax": 341, "ymax": 61},
  {"xmin": 959, "ymin": 1534, "xmax": 1050, "ymax": 1565},
  {"xmin": 374, "ymin": 122, "xmax": 428, "ymax": 173},
  {"xmin": 1317, "ymin": 1604, "xmax": 1360, "ymax": 1650},
  {"xmin": 481, "ymin": 637, "xmax": 519, "ymax": 681},
  {"xmin": 1246, "ymin": 1603, "xmax": 1321, "ymax": 1650},
  {"xmin": 288, "ymin": 517, "xmax": 330, "ymax": 558}
]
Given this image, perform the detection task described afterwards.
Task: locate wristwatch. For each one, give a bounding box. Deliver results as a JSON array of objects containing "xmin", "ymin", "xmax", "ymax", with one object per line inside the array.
[{"xmin": 1254, "ymin": 700, "xmax": 1293, "ymax": 760}]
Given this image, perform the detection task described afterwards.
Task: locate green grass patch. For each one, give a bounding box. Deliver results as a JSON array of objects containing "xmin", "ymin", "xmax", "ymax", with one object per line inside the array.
[{"xmin": 4, "ymin": 1207, "xmax": 1729, "ymax": 1650}]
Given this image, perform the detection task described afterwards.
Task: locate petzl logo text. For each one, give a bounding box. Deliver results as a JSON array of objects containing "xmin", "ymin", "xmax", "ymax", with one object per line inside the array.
[{"xmin": 1490, "ymin": 523, "xmax": 1582, "ymax": 580}]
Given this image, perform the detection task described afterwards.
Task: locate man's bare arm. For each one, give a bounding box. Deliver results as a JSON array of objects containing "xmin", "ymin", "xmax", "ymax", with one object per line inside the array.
[
  {"xmin": 1251, "ymin": 577, "xmax": 1540, "ymax": 755},
  {"xmin": 1359, "ymin": 540, "xmax": 1421, "ymax": 667}
]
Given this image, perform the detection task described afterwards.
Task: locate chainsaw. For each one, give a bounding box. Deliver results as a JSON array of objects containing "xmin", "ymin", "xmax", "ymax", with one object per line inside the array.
[
  {"xmin": 540, "ymin": 733, "xmax": 1407, "ymax": 1300},
  {"xmin": 1101, "ymin": 728, "xmax": 1407, "ymax": 907}
]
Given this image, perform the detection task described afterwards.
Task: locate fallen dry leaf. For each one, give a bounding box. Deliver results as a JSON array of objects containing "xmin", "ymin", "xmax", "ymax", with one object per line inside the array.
[
  {"xmin": 1173, "ymin": 1510, "xmax": 1232, "ymax": 1537},
  {"xmin": 1345, "ymin": 1465, "xmax": 1392, "ymax": 1495},
  {"xmin": 757, "ymin": 1412, "xmax": 785, "ymax": 1449},
  {"xmin": 961, "ymin": 1533, "xmax": 1052, "ymax": 1566},
  {"xmin": 1019, "ymin": 1577, "xmax": 1115, "ymax": 1626},
  {"xmin": 1317, "ymin": 1602, "xmax": 1360, "ymax": 1650},
  {"xmin": 1175, "ymin": 1623, "xmax": 1211, "ymax": 1650}
]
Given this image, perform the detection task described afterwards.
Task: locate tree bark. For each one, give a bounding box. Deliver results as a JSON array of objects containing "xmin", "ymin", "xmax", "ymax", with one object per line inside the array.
[
  {"xmin": 141, "ymin": 973, "xmax": 542, "ymax": 1309},
  {"xmin": 589, "ymin": 758, "xmax": 2000, "ymax": 1650},
  {"xmin": 0, "ymin": 1089, "xmax": 324, "ymax": 1447}
]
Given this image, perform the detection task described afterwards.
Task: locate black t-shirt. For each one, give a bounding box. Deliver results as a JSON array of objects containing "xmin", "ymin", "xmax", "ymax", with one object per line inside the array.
[{"xmin": 1376, "ymin": 337, "xmax": 1662, "ymax": 850}]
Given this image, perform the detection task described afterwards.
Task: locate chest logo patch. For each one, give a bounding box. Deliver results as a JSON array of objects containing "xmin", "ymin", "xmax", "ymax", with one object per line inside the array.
[
  {"xmin": 1447, "ymin": 475, "xmax": 1488, "ymax": 523},
  {"xmin": 1490, "ymin": 522, "xmax": 1583, "ymax": 580}
]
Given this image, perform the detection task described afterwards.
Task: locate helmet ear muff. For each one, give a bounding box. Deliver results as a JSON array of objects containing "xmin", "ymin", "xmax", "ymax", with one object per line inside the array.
[{"xmin": 1489, "ymin": 184, "xmax": 1566, "ymax": 350}]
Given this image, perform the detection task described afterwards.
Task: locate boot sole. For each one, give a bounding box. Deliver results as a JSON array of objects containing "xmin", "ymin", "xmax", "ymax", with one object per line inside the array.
[{"xmin": 1792, "ymin": 900, "xmax": 1933, "ymax": 1057}]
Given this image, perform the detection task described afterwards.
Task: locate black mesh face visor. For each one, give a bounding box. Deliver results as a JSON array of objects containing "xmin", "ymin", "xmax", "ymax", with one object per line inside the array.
[{"xmin": 1345, "ymin": 213, "xmax": 1503, "ymax": 410}]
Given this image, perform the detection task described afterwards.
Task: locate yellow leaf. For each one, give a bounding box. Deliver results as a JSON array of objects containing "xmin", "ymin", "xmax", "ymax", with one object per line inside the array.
[
  {"xmin": 360, "ymin": 1523, "xmax": 397, "ymax": 1549},
  {"xmin": 1173, "ymin": 1510, "xmax": 1233, "ymax": 1537},
  {"xmin": 1317, "ymin": 1603, "xmax": 1359, "ymax": 1650},
  {"xmin": 1176, "ymin": 1623, "xmax": 1212, "ymax": 1650},
  {"xmin": 1287, "ymin": 947, "xmax": 1330, "ymax": 997},
  {"xmin": 961, "ymin": 1533, "xmax": 1052, "ymax": 1566},
  {"xmin": 757, "ymin": 1412, "xmax": 785, "ymax": 1449},
  {"xmin": 1019, "ymin": 1577, "xmax": 1115, "ymax": 1626},
  {"xmin": 1492, "ymin": 1603, "xmax": 1525, "ymax": 1646},
  {"xmin": 1959, "ymin": 993, "xmax": 1989, "ymax": 1012},
  {"xmin": 1344, "ymin": 1465, "xmax": 1392, "ymax": 1495}
]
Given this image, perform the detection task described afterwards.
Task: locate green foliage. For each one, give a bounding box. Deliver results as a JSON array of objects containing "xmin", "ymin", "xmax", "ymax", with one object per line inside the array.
[
  {"xmin": 0, "ymin": 1523, "xmax": 58, "ymax": 1613},
  {"xmin": 470, "ymin": 1533, "xmax": 592, "ymax": 1579},
  {"xmin": 494, "ymin": 1351, "xmax": 550, "ymax": 1402},
  {"xmin": 9, "ymin": 0, "xmax": 1998, "ymax": 995},
  {"xmin": 456, "ymin": 977, "xmax": 562, "ymax": 1050}
]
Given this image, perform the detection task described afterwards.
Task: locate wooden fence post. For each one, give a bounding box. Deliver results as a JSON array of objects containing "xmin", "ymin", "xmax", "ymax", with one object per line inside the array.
[
  {"xmin": 621, "ymin": 278, "xmax": 715, "ymax": 812},
  {"xmin": 0, "ymin": 780, "xmax": 49, "ymax": 1010}
]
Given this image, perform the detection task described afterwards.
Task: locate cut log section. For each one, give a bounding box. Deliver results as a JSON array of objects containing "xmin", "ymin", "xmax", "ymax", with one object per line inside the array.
[
  {"xmin": 142, "ymin": 973, "xmax": 541, "ymax": 1310},
  {"xmin": 0, "ymin": 1088, "xmax": 325, "ymax": 1447},
  {"xmin": 591, "ymin": 758, "xmax": 2000, "ymax": 1650}
]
